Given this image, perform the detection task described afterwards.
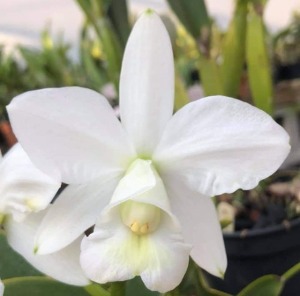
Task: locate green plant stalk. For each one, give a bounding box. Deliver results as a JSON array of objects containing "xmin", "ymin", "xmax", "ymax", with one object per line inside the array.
[
  {"xmin": 281, "ymin": 262, "xmax": 300, "ymax": 282},
  {"xmin": 190, "ymin": 261, "xmax": 231, "ymax": 296},
  {"xmin": 110, "ymin": 282, "xmax": 126, "ymax": 296},
  {"xmin": 246, "ymin": 1, "xmax": 273, "ymax": 114},
  {"xmin": 166, "ymin": 0, "xmax": 210, "ymax": 40},
  {"xmin": 76, "ymin": 0, "xmax": 123, "ymax": 90},
  {"xmin": 198, "ymin": 55, "xmax": 224, "ymax": 96},
  {"xmin": 107, "ymin": 0, "xmax": 130, "ymax": 47},
  {"xmin": 96, "ymin": 18, "xmax": 123, "ymax": 89},
  {"xmin": 80, "ymin": 24, "xmax": 108, "ymax": 89},
  {"xmin": 174, "ymin": 70, "xmax": 190, "ymax": 110},
  {"xmin": 221, "ymin": 0, "xmax": 248, "ymax": 97},
  {"xmin": 76, "ymin": 0, "xmax": 96, "ymax": 20},
  {"xmin": 85, "ymin": 283, "xmax": 110, "ymax": 296},
  {"xmin": 161, "ymin": 288, "xmax": 181, "ymax": 296}
]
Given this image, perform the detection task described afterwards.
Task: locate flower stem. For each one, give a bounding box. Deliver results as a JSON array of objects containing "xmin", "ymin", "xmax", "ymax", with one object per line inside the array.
[
  {"xmin": 162, "ymin": 288, "xmax": 180, "ymax": 296},
  {"xmin": 85, "ymin": 283, "xmax": 110, "ymax": 296},
  {"xmin": 110, "ymin": 281, "xmax": 126, "ymax": 296},
  {"xmin": 281, "ymin": 262, "xmax": 300, "ymax": 282}
]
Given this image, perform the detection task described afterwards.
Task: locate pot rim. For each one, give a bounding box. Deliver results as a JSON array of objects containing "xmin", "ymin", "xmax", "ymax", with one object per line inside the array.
[{"xmin": 223, "ymin": 216, "xmax": 300, "ymax": 239}]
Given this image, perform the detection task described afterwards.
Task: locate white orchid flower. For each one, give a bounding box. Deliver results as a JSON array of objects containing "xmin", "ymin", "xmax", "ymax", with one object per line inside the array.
[
  {"xmin": 0, "ymin": 144, "xmax": 59, "ymax": 222},
  {"xmin": 0, "ymin": 144, "xmax": 88, "ymax": 286},
  {"xmin": 7, "ymin": 10, "xmax": 290, "ymax": 292},
  {"xmin": 0, "ymin": 278, "xmax": 3, "ymax": 296}
]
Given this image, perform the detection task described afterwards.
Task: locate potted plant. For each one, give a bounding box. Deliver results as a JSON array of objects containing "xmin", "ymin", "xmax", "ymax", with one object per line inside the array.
[{"xmin": 201, "ymin": 171, "xmax": 300, "ymax": 295}]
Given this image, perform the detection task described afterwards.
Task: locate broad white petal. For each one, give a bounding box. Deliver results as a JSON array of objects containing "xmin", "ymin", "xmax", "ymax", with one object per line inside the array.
[
  {"xmin": 7, "ymin": 87, "xmax": 136, "ymax": 184},
  {"xmin": 164, "ymin": 177, "xmax": 227, "ymax": 277},
  {"xmin": 0, "ymin": 144, "xmax": 60, "ymax": 221},
  {"xmin": 0, "ymin": 279, "xmax": 3, "ymax": 296},
  {"xmin": 81, "ymin": 209, "xmax": 190, "ymax": 293},
  {"xmin": 120, "ymin": 11, "xmax": 174, "ymax": 156},
  {"xmin": 154, "ymin": 96, "xmax": 290, "ymax": 196},
  {"xmin": 5, "ymin": 211, "xmax": 89, "ymax": 286},
  {"xmin": 35, "ymin": 174, "xmax": 121, "ymax": 255}
]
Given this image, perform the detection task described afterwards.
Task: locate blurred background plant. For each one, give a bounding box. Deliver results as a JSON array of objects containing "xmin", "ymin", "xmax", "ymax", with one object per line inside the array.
[
  {"xmin": 1, "ymin": 0, "xmax": 300, "ymax": 295},
  {"xmin": 274, "ymin": 12, "xmax": 300, "ymax": 69}
]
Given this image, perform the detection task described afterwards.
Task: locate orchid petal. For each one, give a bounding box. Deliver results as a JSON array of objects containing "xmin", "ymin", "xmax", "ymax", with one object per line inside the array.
[
  {"xmin": 139, "ymin": 219, "xmax": 190, "ymax": 292},
  {"xmin": 35, "ymin": 174, "xmax": 121, "ymax": 255},
  {"xmin": 81, "ymin": 160, "xmax": 190, "ymax": 292},
  {"xmin": 7, "ymin": 87, "xmax": 136, "ymax": 184},
  {"xmin": 81, "ymin": 210, "xmax": 190, "ymax": 293},
  {"xmin": 154, "ymin": 96, "xmax": 290, "ymax": 196},
  {"xmin": 0, "ymin": 279, "xmax": 3, "ymax": 296},
  {"xmin": 110, "ymin": 159, "xmax": 156, "ymax": 205},
  {"xmin": 110, "ymin": 159, "xmax": 171, "ymax": 213},
  {"xmin": 5, "ymin": 211, "xmax": 89, "ymax": 286},
  {"xmin": 120, "ymin": 11, "xmax": 174, "ymax": 156},
  {"xmin": 0, "ymin": 144, "xmax": 60, "ymax": 221},
  {"xmin": 165, "ymin": 177, "xmax": 227, "ymax": 277}
]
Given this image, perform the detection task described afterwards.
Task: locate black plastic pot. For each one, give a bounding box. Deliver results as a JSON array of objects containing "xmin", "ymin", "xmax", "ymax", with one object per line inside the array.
[
  {"xmin": 275, "ymin": 63, "xmax": 300, "ymax": 82},
  {"xmin": 203, "ymin": 217, "xmax": 300, "ymax": 295}
]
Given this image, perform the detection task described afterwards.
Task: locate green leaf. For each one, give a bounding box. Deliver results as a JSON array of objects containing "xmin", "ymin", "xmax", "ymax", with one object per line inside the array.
[
  {"xmin": 166, "ymin": 0, "xmax": 210, "ymax": 40},
  {"xmin": 174, "ymin": 70, "xmax": 190, "ymax": 110},
  {"xmin": 198, "ymin": 56, "xmax": 223, "ymax": 96},
  {"xmin": 3, "ymin": 277, "xmax": 89, "ymax": 296},
  {"xmin": 281, "ymin": 262, "xmax": 300, "ymax": 282},
  {"xmin": 96, "ymin": 18, "xmax": 123, "ymax": 89},
  {"xmin": 79, "ymin": 24, "xmax": 108, "ymax": 89},
  {"xmin": 107, "ymin": 0, "xmax": 130, "ymax": 48},
  {"xmin": 246, "ymin": 1, "xmax": 273, "ymax": 114},
  {"xmin": 237, "ymin": 275, "xmax": 283, "ymax": 296},
  {"xmin": 0, "ymin": 232, "xmax": 42, "ymax": 279},
  {"xmin": 221, "ymin": 0, "xmax": 248, "ymax": 97},
  {"xmin": 76, "ymin": 0, "xmax": 123, "ymax": 90},
  {"xmin": 238, "ymin": 263, "xmax": 300, "ymax": 296}
]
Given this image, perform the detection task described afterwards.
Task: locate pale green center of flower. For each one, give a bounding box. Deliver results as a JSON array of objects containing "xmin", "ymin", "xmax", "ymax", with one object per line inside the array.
[{"xmin": 120, "ymin": 200, "xmax": 161, "ymax": 236}]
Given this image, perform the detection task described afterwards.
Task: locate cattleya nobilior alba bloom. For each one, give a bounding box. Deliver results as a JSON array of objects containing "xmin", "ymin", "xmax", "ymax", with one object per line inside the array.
[
  {"xmin": 0, "ymin": 144, "xmax": 59, "ymax": 222},
  {"xmin": 0, "ymin": 144, "xmax": 88, "ymax": 286},
  {"xmin": 7, "ymin": 10, "xmax": 290, "ymax": 292},
  {"xmin": 0, "ymin": 278, "xmax": 3, "ymax": 296}
]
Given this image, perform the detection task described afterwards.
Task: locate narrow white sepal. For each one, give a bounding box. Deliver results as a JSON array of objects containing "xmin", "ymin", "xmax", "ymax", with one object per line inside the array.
[{"xmin": 120, "ymin": 11, "xmax": 174, "ymax": 156}]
